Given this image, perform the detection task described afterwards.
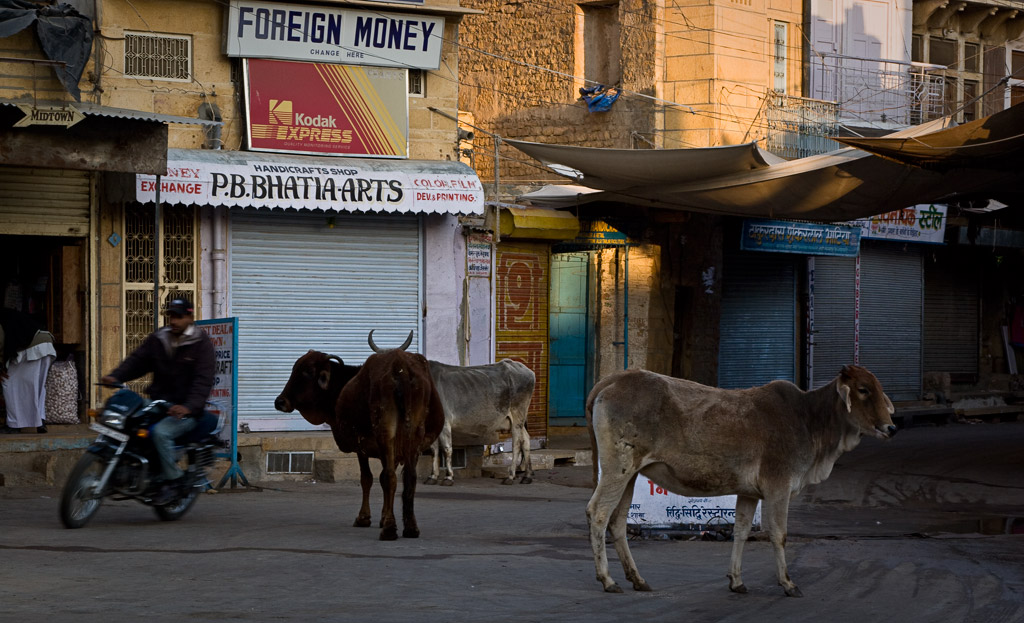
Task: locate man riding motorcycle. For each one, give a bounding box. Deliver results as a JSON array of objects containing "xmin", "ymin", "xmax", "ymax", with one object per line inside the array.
[{"xmin": 101, "ymin": 298, "xmax": 215, "ymax": 504}]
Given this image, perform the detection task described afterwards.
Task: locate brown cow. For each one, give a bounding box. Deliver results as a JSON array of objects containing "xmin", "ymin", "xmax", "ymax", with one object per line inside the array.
[
  {"xmin": 275, "ymin": 331, "xmax": 444, "ymax": 540},
  {"xmin": 585, "ymin": 365, "xmax": 896, "ymax": 597}
]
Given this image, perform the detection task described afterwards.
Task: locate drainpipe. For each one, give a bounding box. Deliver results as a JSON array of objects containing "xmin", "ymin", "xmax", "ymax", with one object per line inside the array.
[
  {"xmin": 212, "ymin": 207, "xmax": 225, "ymax": 317},
  {"xmin": 153, "ymin": 176, "xmax": 162, "ymax": 331}
]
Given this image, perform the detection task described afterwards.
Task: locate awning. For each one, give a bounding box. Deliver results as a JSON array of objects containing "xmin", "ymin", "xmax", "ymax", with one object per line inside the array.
[
  {"xmin": 508, "ymin": 104, "xmax": 1024, "ymax": 222},
  {"xmin": 135, "ymin": 148, "xmax": 485, "ymax": 215},
  {"xmin": 0, "ymin": 99, "xmax": 220, "ymax": 174},
  {"xmin": 504, "ymin": 139, "xmax": 785, "ymax": 191},
  {"xmin": 498, "ymin": 206, "xmax": 580, "ymax": 240},
  {"xmin": 832, "ymin": 103, "xmax": 1024, "ymax": 170},
  {"xmin": 0, "ymin": 98, "xmax": 222, "ymax": 127}
]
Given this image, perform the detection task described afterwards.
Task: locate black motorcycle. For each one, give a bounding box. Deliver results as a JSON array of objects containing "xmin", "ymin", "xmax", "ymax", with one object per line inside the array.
[{"xmin": 59, "ymin": 383, "xmax": 223, "ymax": 529}]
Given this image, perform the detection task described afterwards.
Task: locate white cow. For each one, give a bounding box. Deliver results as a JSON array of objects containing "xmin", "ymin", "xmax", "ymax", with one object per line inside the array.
[
  {"xmin": 427, "ymin": 359, "xmax": 536, "ymax": 485},
  {"xmin": 586, "ymin": 365, "xmax": 896, "ymax": 597}
]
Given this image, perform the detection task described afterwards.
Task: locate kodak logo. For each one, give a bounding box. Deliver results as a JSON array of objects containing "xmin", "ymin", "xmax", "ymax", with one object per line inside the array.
[{"xmin": 294, "ymin": 113, "xmax": 338, "ymax": 128}]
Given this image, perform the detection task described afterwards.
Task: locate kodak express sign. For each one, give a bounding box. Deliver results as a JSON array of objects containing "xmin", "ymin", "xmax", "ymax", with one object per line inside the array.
[{"xmin": 244, "ymin": 59, "xmax": 409, "ymax": 158}]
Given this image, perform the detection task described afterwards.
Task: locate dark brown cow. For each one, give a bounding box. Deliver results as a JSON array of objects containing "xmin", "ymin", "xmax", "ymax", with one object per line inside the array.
[
  {"xmin": 275, "ymin": 332, "xmax": 444, "ymax": 540},
  {"xmin": 586, "ymin": 365, "xmax": 896, "ymax": 596}
]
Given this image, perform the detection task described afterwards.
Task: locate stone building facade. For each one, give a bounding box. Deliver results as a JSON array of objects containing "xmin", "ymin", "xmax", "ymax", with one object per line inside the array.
[{"xmin": 459, "ymin": 0, "xmax": 803, "ymax": 401}]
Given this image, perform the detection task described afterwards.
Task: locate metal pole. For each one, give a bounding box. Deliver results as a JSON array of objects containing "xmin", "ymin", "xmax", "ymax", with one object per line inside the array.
[
  {"xmin": 493, "ymin": 136, "xmax": 501, "ymax": 202},
  {"xmin": 154, "ymin": 175, "xmax": 162, "ymax": 331},
  {"xmin": 623, "ymin": 245, "xmax": 629, "ymax": 370}
]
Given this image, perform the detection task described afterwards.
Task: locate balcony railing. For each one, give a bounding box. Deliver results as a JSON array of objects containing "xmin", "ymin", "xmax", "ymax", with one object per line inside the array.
[
  {"xmin": 763, "ymin": 92, "xmax": 840, "ymax": 159},
  {"xmin": 810, "ymin": 53, "xmax": 948, "ymax": 128}
]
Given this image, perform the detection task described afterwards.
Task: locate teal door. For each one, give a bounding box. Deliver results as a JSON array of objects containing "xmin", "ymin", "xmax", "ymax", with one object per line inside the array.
[{"xmin": 549, "ymin": 253, "xmax": 590, "ymax": 424}]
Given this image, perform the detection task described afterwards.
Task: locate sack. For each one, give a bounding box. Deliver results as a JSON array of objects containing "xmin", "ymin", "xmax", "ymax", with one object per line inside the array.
[{"xmin": 45, "ymin": 356, "xmax": 80, "ymax": 424}]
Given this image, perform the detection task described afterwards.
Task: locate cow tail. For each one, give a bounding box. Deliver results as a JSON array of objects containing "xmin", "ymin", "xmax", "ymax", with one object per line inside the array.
[{"xmin": 585, "ymin": 385, "xmax": 599, "ymax": 489}]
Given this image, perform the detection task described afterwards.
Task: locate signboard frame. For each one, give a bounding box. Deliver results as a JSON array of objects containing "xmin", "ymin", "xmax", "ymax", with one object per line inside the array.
[
  {"xmin": 196, "ymin": 317, "xmax": 249, "ymax": 488},
  {"xmin": 243, "ymin": 58, "xmax": 409, "ymax": 158},
  {"xmin": 849, "ymin": 204, "xmax": 948, "ymax": 245},
  {"xmin": 741, "ymin": 219, "xmax": 861, "ymax": 257},
  {"xmin": 225, "ymin": 0, "xmax": 445, "ymax": 69}
]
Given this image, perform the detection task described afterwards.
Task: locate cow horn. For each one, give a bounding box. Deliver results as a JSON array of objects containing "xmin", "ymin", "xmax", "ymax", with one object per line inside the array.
[
  {"xmin": 328, "ymin": 354, "xmax": 344, "ymax": 366},
  {"xmin": 367, "ymin": 330, "xmax": 414, "ymax": 353}
]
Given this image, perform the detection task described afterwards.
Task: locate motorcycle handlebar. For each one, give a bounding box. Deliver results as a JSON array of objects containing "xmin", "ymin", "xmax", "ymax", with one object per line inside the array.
[{"xmin": 95, "ymin": 381, "xmax": 127, "ymax": 389}]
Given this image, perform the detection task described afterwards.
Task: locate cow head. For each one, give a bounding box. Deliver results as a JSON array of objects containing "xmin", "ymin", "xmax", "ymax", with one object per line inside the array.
[
  {"xmin": 274, "ymin": 350, "xmax": 352, "ymax": 426},
  {"xmin": 836, "ymin": 365, "xmax": 897, "ymax": 440},
  {"xmin": 367, "ymin": 329, "xmax": 414, "ymax": 353}
]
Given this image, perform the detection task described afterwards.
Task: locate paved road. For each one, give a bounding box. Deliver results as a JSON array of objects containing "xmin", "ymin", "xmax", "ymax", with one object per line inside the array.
[{"xmin": 1, "ymin": 422, "xmax": 1022, "ymax": 622}]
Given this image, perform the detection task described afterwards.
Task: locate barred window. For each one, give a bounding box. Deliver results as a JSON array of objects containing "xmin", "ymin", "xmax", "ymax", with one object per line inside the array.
[
  {"xmin": 124, "ymin": 32, "xmax": 192, "ymax": 82},
  {"xmin": 408, "ymin": 68, "xmax": 426, "ymax": 96}
]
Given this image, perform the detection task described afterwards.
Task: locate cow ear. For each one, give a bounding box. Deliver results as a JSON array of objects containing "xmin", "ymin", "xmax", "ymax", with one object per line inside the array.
[
  {"xmin": 837, "ymin": 383, "xmax": 852, "ymax": 412},
  {"xmin": 318, "ymin": 368, "xmax": 331, "ymax": 390}
]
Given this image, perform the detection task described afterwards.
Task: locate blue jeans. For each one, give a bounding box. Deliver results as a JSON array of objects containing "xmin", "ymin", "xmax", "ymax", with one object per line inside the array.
[{"xmin": 151, "ymin": 415, "xmax": 198, "ymax": 481}]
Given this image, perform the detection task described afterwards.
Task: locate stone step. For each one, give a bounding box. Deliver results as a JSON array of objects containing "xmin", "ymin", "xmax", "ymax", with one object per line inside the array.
[{"xmin": 482, "ymin": 448, "xmax": 592, "ymax": 475}]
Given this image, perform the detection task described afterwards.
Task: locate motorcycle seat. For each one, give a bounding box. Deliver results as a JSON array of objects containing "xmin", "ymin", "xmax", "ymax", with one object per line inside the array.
[{"xmin": 177, "ymin": 411, "xmax": 223, "ymax": 444}]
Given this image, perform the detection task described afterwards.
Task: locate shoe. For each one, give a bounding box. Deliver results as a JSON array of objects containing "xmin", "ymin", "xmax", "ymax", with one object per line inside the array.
[
  {"xmin": 2, "ymin": 425, "xmax": 19, "ymax": 434},
  {"xmin": 36, "ymin": 425, "xmax": 47, "ymax": 433},
  {"xmin": 150, "ymin": 484, "xmax": 177, "ymax": 505}
]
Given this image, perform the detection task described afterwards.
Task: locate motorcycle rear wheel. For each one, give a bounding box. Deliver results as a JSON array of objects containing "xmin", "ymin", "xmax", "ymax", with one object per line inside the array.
[
  {"xmin": 154, "ymin": 483, "xmax": 200, "ymax": 521},
  {"xmin": 60, "ymin": 453, "xmax": 106, "ymax": 529}
]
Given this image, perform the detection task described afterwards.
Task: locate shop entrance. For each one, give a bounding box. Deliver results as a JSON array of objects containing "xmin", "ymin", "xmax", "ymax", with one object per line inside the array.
[{"xmin": 0, "ymin": 234, "xmax": 87, "ymax": 423}]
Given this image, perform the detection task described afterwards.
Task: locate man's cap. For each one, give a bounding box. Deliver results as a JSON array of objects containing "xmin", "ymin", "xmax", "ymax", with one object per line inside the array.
[{"xmin": 165, "ymin": 298, "xmax": 194, "ymax": 316}]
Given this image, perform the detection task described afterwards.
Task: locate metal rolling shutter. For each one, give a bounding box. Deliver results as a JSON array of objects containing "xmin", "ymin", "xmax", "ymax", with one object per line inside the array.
[
  {"xmin": 859, "ymin": 244, "xmax": 922, "ymax": 400},
  {"xmin": 495, "ymin": 242, "xmax": 549, "ymax": 441},
  {"xmin": 230, "ymin": 209, "xmax": 421, "ymax": 431},
  {"xmin": 811, "ymin": 245, "xmax": 922, "ymax": 400},
  {"xmin": 810, "ymin": 255, "xmax": 856, "ymax": 389},
  {"xmin": 0, "ymin": 167, "xmax": 91, "ymax": 236},
  {"xmin": 718, "ymin": 251, "xmax": 797, "ymax": 389},
  {"xmin": 924, "ymin": 261, "xmax": 979, "ymax": 375}
]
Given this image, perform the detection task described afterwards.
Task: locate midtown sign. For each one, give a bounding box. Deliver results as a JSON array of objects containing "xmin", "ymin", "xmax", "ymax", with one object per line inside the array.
[{"xmin": 14, "ymin": 104, "xmax": 85, "ymax": 128}]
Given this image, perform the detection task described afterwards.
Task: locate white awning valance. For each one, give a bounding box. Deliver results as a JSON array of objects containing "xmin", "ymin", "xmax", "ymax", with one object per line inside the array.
[{"xmin": 135, "ymin": 148, "xmax": 484, "ymax": 216}]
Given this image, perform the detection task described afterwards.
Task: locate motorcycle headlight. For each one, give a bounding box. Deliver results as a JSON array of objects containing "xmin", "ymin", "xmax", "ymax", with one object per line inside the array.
[{"xmin": 98, "ymin": 410, "xmax": 127, "ymax": 429}]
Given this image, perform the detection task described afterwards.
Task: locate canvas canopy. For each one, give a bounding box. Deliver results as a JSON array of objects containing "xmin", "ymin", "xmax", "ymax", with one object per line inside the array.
[{"xmin": 511, "ymin": 103, "xmax": 1024, "ymax": 222}]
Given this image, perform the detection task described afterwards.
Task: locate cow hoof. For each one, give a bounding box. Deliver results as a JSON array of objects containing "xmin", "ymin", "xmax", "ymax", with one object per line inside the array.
[
  {"xmin": 783, "ymin": 586, "xmax": 803, "ymax": 598},
  {"xmin": 729, "ymin": 583, "xmax": 748, "ymax": 594},
  {"xmin": 441, "ymin": 478, "xmax": 454, "ymax": 487},
  {"xmin": 633, "ymin": 582, "xmax": 653, "ymax": 592},
  {"xmin": 379, "ymin": 527, "xmax": 399, "ymax": 541},
  {"xmin": 403, "ymin": 528, "xmax": 420, "ymax": 538},
  {"xmin": 519, "ymin": 477, "xmax": 533, "ymax": 485},
  {"xmin": 424, "ymin": 477, "xmax": 438, "ymax": 485},
  {"xmin": 604, "ymin": 584, "xmax": 624, "ymax": 594},
  {"xmin": 501, "ymin": 477, "xmax": 516, "ymax": 485},
  {"xmin": 353, "ymin": 517, "xmax": 372, "ymax": 528}
]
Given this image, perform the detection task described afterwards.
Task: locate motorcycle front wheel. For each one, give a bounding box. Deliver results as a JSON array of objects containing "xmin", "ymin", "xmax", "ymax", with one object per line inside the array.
[
  {"xmin": 60, "ymin": 453, "xmax": 107, "ymax": 529},
  {"xmin": 154, "ymin": 483, "xmax": 200, "ymax": 521}
]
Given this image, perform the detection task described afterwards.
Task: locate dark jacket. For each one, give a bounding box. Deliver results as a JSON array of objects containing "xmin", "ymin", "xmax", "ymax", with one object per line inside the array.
[
  {"xmin": 0, "ymin": 308, "xmax": 43, "ymax": 364},
  {"xmin": 109, "ymin": 325, "xmax": 216, "ymax": 417}
]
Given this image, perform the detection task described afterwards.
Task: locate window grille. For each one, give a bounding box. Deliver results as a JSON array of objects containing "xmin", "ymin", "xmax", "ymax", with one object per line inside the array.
[
  {"xmin": 267, "ymin": 452, "xmax": 315, "ymax": 474},
  {"xmin": 122, "ymin": 204, "xmax": 197, "ymax": 396},
  {"xmin": 408, "ymin": 69, "xmax": 425, "ymax": 96},
  {"xmin": 124, "ymin": 32, "xmax": 192, "ymax": 82}
]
